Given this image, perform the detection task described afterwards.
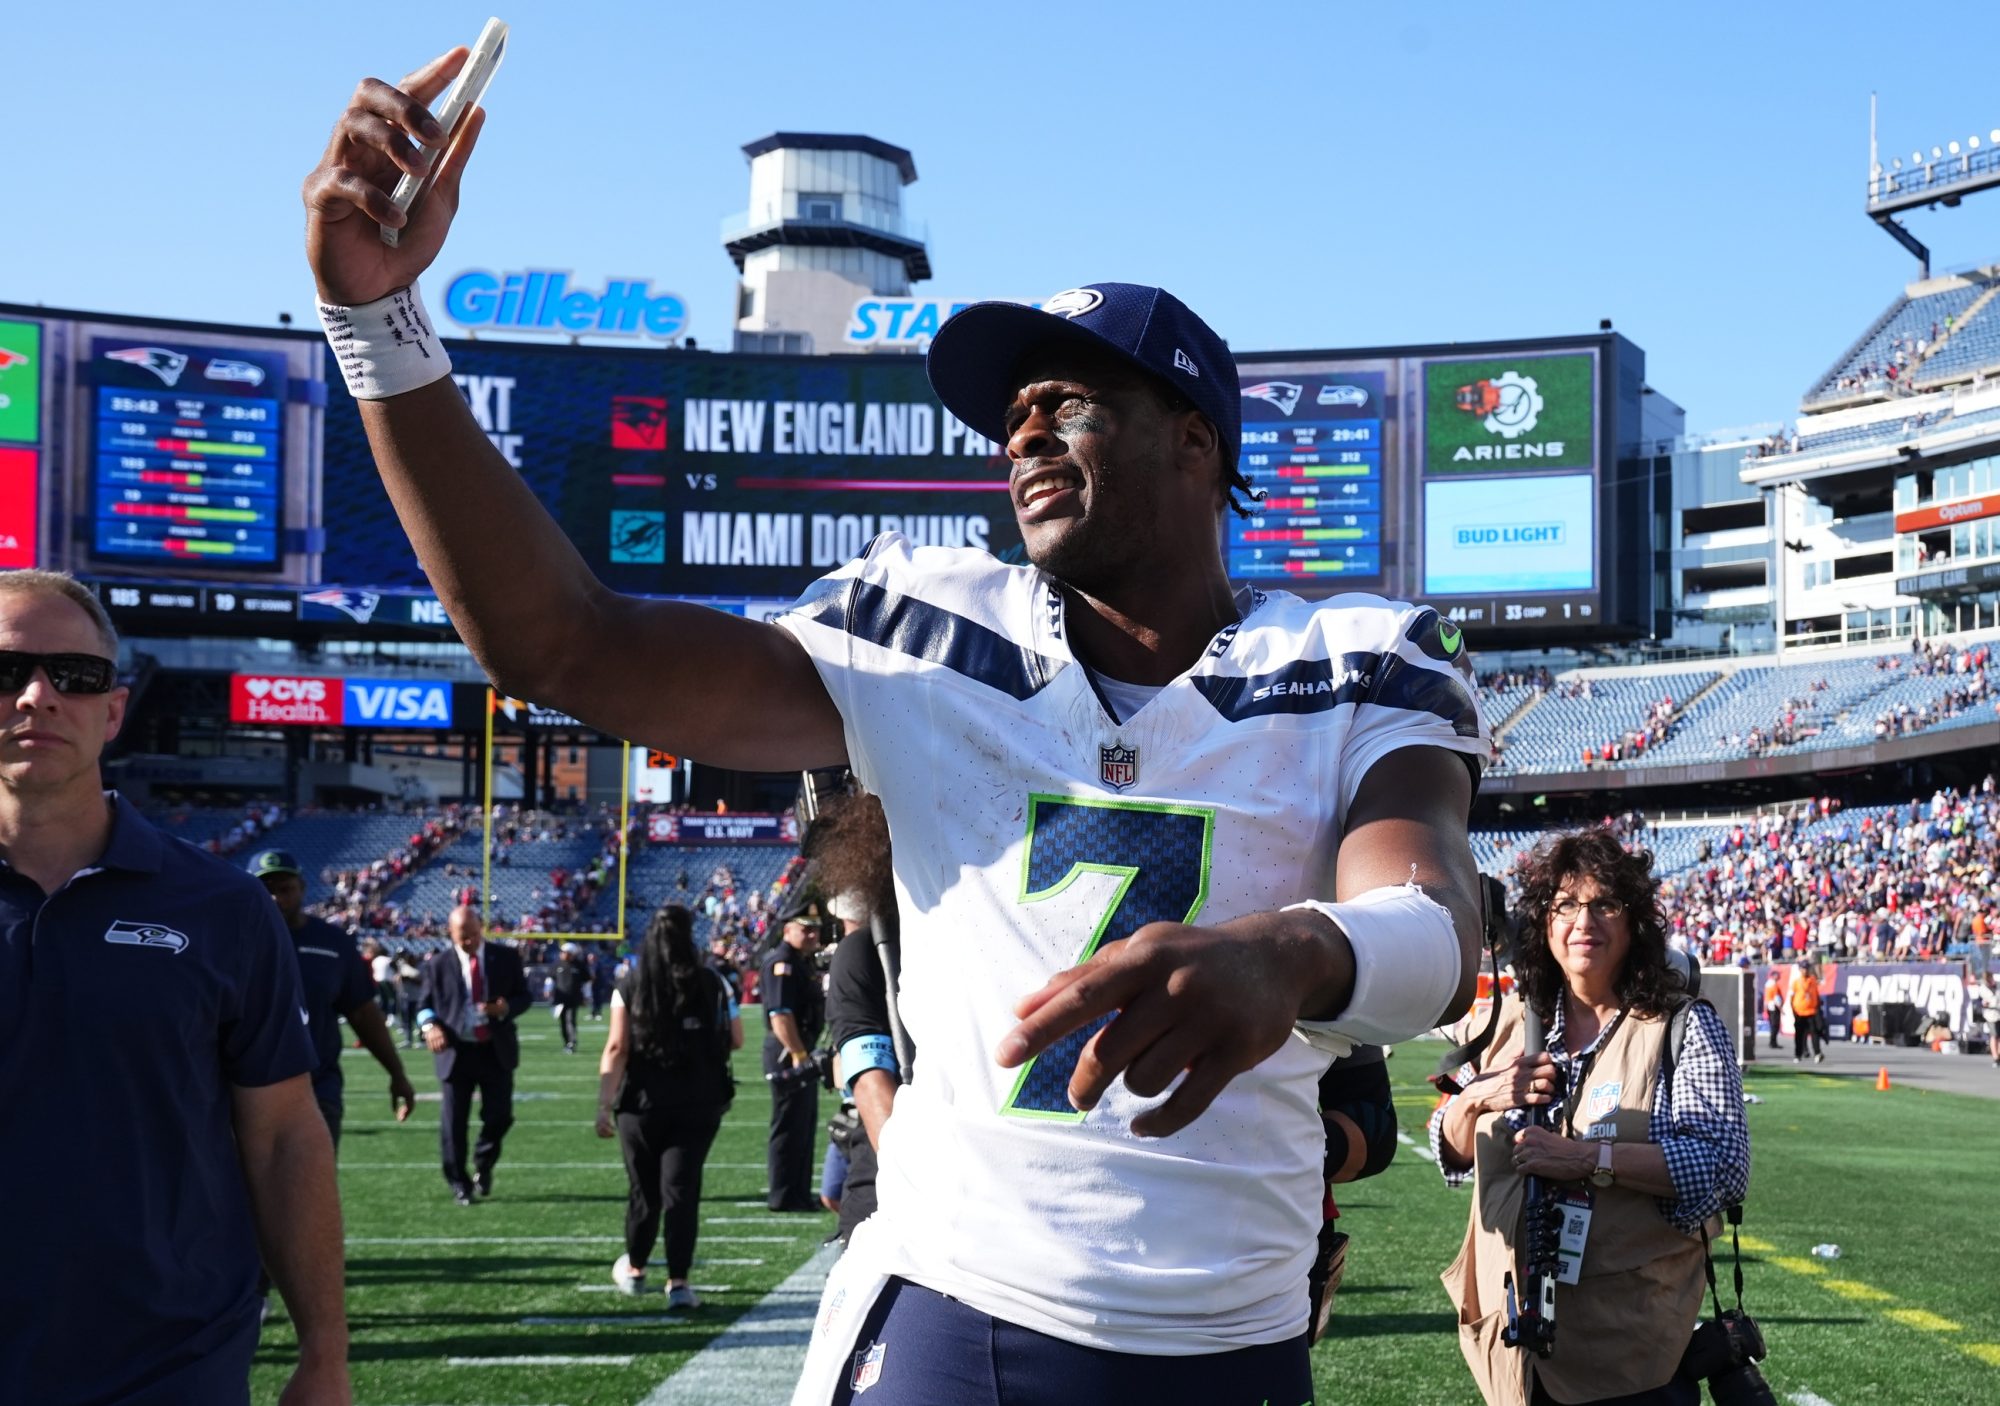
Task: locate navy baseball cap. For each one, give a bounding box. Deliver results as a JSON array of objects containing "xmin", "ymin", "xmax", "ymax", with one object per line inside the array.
[
  {"xmin": 926, "ymin": 283, "xmax": 1241, "ymax": 468},
  {"xmin": 247, "ymin": 849, "xmax": 303, "ymax": 879}
]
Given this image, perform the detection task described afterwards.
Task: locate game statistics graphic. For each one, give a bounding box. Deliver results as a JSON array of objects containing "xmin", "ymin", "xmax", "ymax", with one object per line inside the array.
[
  {"xmin": 1230, "ymin": 372, "xmax": 1388, "ymax": 585},
  {"xmin": 89, "ymin": 338, "xmax": 289, "ymax": 568}
]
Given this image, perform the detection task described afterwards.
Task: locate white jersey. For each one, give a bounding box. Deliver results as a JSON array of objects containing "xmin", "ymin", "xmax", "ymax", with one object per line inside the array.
[{"xmin": 776, "ymin": 533, "xmax": 1490, "ymax": 1353}]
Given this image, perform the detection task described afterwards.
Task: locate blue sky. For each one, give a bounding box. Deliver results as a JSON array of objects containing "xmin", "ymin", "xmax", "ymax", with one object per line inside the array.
[{"xmin": 7, "ymin": 0, "xmax": 2000, "ymax": 434}]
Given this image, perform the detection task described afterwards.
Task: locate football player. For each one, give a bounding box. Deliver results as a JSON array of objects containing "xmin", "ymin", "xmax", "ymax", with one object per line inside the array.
[{"xmin": 304, "ymin": 57, "xmax": 1490, "ymax": 1405}]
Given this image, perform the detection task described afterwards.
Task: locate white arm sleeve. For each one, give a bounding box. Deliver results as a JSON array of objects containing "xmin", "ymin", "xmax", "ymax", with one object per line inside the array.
[{"xmin": 1285, "ymin": 882, "xmax": 1463, "ymax": 1054}]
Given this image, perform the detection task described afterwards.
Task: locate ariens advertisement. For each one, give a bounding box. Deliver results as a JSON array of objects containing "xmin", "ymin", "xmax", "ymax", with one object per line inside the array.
[{"xmin": 320, "ymin": 343, "xmax": 1017, "ymax": 602}]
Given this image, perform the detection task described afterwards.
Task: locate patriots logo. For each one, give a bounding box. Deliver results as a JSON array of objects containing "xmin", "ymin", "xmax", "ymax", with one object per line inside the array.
[
  {"xmin": 0, "ymin": 349, "xmax": 29, "ymax": 371},
  {"xmin": 205, "ymin": 359, "xmax": 267, "ymax": 387},
  {"xmin": 105, "ymin": 346, "xmax": 190, "ymax": 387},
  {"xmin": 1241, "ymin": 381, "xmax": 1303, "ymax": 416},
  {"xmin": 302, "ymin": 588, "xmax": 382, "ymax": 623}
]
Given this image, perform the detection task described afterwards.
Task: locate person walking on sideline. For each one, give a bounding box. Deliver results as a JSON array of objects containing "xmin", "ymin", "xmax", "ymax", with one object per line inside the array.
[
  {"xmin": 550, "ymin": 941, "xmax": 588, "ymax": 1052},
  {"xmin": 417, "ymin": 906, "xmax": 532, "ymax": 1203},
  {"xmin": 1790, "ymin": 962, "xmax": 1825, "ymax": 1063},
  {"xmin": 597, "ymin": 905, "xmax": 742, "ymax": 1306}
]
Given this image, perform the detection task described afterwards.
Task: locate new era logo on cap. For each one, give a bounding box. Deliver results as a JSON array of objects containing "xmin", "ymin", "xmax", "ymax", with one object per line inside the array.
[{"xmin": 1174, "ymin": 348, "xmax": 1199, "ymax": 378}]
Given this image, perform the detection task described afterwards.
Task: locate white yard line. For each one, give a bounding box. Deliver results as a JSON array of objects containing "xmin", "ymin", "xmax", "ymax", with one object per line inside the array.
[
  {"xmin": 1791, "ymin": 1393, "xmax": 1841, "ymax": 1406},
  {"xmin": 346, "ymin": 1235, "xmax": 799, "ymax": 1247},
  {"xmin": 635, "ymin": 1243, "xmax": 838, "ymax": 1405},
  {"xmin": 1396, "ymin": 1130, "xmax": 1438, "ymax": 1163},
  {"xmin": 447, "ymin": 1355, "xmax": 633, "ymax": 1366}
]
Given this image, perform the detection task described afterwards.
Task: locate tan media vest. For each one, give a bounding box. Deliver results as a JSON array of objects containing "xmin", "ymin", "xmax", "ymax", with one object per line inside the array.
[{"xmin": 1440, "ymin": 996, "xmax": 1715, "ymax": 1405}]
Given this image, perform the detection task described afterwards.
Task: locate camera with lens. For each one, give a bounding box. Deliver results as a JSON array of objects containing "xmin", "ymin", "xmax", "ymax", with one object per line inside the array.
[{"xmin": 1679, "ymin": 1309, "xmax": 1776, "ymax": 1406}]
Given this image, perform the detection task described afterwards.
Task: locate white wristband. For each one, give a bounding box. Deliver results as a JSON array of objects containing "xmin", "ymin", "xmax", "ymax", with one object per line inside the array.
[
  {"xmin": 318, "ymin": 284, "xmax": 453, "ymax": 400},
  {"xmin": 1285, "ymin": 883, "xmax": 1463, "ymax": 1053}
]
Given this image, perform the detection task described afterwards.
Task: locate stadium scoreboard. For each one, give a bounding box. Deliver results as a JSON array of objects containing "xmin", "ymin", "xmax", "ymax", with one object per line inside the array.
[
  {"xmin": 0, "ymin": 300, "xmax": 1653, "ymax": 644},
  {"xmin": 1233, "ymin": 345, "xmax": 1610, "ymax": 633},
  {"xmin": 90, "ymin": 338, "xmax": 288, "ymax": 567}
]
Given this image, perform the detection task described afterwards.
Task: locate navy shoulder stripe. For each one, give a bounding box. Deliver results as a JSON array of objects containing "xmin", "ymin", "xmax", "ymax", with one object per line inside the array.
[
  {"xmin": 788, "ymin": 578, "xmax": 1064, "ymax": 701},
  {"xmin": 1192, "ymin": 651, "xmax": 1380, "ymax": 720},
  {"xmin": 1369, "ymin": 652, "xmax": 1484, "ymax": 739},
  {"xmin": 1194, "ymin": 646, "xmax": 1483, "ymax": 737}
]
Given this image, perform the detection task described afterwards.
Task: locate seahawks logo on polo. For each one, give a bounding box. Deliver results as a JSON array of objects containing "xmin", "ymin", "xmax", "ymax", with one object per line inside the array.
[
  {"xmin": 1042, "ymin": 287, "xmax": 1104, "ymax": 319},
  {"xmin": 104, "ymin": 919, "xmax": 189, "ymax": 954}
]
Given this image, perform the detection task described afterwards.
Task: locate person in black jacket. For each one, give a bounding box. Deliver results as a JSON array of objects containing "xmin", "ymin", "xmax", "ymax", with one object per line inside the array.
[
  {"xmin": 417, "ymin": 906, "xmax": 533, "ymax": 1204},
  {"xmin": 597, "ymin": 904, "xmax": 744, "ymax": 1306},
  {"xmin": 549, "ymin": 943, "xmax": 589, "ymax": 1053}
]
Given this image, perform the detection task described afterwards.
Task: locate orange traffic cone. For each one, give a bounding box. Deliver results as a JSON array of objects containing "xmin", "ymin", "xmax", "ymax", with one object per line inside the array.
[{"xmin": 1875, "ymin": 1067, "xmax": 1891, "ymax": 1092}]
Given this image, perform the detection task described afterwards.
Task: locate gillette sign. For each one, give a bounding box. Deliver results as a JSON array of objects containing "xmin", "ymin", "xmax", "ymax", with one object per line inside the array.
[
  {"xmin": 230, "ymin": 674, "xmax": 454, "ymax": 728},
  {"xmin": 442, "ymin": 270, "xmax": 689, "ymax": 340}
]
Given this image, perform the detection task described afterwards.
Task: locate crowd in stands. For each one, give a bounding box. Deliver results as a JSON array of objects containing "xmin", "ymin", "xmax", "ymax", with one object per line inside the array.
[
  {"xmin": 1486, "ymin": 786, "xmax": 2000, "ymax": 969},
  {"xmin": 1576, "ymin": 689, "xmax": 1680, "ymax": 767},
  {"xmin": 320, "ymin": 806, "xmax": 474, "ymax": 935}
]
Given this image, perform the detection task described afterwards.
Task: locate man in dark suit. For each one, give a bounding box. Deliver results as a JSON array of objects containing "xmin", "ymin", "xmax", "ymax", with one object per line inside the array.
[{"xmin": 418, "ymin": 905, "xmax": 533, "ymax": 1204}]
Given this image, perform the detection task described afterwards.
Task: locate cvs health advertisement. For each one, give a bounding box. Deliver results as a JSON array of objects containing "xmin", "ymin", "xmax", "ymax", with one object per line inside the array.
[{"xmin": 230, "ymin": 674, "xmax": 454, "ymax": 728}]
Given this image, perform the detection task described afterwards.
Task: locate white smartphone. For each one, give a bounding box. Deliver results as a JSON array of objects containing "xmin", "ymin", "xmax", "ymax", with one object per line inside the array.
[{"xmin": 380, "ymin": 17, "xmax": 508, "ymax": 246}]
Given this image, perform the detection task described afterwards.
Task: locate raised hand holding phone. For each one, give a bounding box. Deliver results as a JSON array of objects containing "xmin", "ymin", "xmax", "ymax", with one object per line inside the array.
[
  {"xmin": 381, "ymin": 19, "xmax": 507, "ymax": 247},
  {"xmin": 302, "ymin": 42, "xmax": 490, "ymax": 307}
]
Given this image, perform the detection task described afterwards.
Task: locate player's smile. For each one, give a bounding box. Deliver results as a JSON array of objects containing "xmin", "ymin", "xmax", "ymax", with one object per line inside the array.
[{"xmin": 1015, "ymin": 464, "xmax": 1085, "ymax": 520}]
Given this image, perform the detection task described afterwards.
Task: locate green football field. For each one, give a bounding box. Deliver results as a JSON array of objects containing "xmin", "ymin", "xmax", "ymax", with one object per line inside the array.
[{"xmin": 254, "ymin": 1017, "xmax": 2000, "ymax": 1405}]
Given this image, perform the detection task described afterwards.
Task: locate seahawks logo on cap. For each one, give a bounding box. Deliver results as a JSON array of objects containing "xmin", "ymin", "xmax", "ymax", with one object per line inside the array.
[{"xmin": 1043, "ymin": 287, "xmax": 1104, "ymax": 319}]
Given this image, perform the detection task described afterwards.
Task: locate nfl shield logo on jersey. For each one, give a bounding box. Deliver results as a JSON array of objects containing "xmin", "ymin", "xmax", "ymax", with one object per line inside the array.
[
  {"xmin": 851, "ymin": 1341, "xmax": 887, "ymax": 1393},
  {"xmin": 1099, "ymin": 743, "xmax": 1138, "ymax": 792}
]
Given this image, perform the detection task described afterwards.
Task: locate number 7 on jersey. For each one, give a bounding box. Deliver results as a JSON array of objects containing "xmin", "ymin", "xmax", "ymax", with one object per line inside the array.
[{"xmin": 1002, "ymin": 795, "xmax": 1216, "ymax": 1120}]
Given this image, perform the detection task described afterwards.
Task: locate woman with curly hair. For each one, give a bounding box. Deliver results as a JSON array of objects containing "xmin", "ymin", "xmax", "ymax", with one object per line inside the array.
[{"xmin": 1431, "ymin": 827, "xmax": 1751, "ymax": 1406}]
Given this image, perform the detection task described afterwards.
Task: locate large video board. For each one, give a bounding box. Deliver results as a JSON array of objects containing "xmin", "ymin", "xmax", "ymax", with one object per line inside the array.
[
  {"xmin": 1233, "ymin": 344, "xmax": 1606, "ymax": 631},
  {"xmin": 1, "ymin": 299, "xmax": 1644, "ymax": 642},
  {"xmin": 319, "ymin": 344, "xmax": 1019, "ymax": 599},
  {"xmin": 89, "ymin": 337, "xmax": 289, "ymax": 567}
]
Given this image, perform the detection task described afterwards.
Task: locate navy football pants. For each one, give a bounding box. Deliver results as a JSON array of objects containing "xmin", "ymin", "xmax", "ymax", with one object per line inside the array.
[{"xmin": 827, "ymin": 1277, "xmax": 1314, "ymax": 1406}]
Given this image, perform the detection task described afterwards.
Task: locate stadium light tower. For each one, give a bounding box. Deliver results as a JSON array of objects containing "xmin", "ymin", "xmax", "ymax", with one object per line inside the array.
[{"xmin": 1867, "ymin": 94, "xmax": 2000, "ymax": 276}]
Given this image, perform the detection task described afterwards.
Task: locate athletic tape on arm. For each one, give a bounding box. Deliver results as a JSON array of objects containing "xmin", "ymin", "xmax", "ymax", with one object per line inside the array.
[
  {"xmin": 318, "ymin": 284, "xmax": 453, "ymax": 400},
  {"xmin": 1286, "ymin": 883, "xmax": 1462, "ymax": 1051}
]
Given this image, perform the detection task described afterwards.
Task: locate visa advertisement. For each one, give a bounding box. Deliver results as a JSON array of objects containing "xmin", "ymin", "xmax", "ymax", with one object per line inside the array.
[
  {"xmin": 229, "ymin": 673, "xmax": 454, "ymax": 728},
  {"xmin": 321, "ymin": 344, "xmax": 1020, "ymax": 601},
  {"xmin": 1423, "ymin": 474, "xmax": 1595, "ymax": 594}
]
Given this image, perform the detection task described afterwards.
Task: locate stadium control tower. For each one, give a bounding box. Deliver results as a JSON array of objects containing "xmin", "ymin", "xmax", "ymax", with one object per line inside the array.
[{"xmin": 723, "ymin": 133, "xmax": 932, "ymax": 355}]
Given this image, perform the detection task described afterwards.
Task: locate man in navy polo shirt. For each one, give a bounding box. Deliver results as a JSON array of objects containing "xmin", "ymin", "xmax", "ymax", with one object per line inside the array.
[
  {"xmin": 0, "ymin": 571, "xmax": 350, "ymax": 1406},
  {"xmin": 248, "ymin": 847, "xmax": 417, "ymax": 1146}
]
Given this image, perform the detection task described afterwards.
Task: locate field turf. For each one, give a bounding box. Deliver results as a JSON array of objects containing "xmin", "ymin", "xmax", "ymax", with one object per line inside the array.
[{"xmin": 253, "ymin": 1017, "xmax": 2000, "ymax": 1404}]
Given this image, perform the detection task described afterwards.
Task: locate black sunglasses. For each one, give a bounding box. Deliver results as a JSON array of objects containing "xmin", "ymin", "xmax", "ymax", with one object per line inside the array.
[{"xmin": 0, "ymin": 650, "xmax": 118, "ymax": 695}]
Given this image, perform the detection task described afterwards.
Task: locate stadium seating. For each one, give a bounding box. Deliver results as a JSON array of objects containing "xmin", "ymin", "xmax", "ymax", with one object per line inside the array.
[
  {"xmin": 1487, "ymin": 638, "xmax": 2000, "ymax": 776},
  {"xmin": 1491, "ymin": 671, "xmax": 1716, "ymax": 773},
  {"xmin": 622, "ymin": 842, "xmax": 798, "ymax": 946},
  {"xmin": 1804, "ymin": 279, "xmax": 1992, "ymax": 405},
  {"xmin": 1911, "ymin": 293, "xmax": 2000, "ymax": 386}
]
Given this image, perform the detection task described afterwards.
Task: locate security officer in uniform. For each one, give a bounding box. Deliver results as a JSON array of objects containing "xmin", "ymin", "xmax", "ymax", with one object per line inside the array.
[
  {"xmin": 249, "ymin": 848, "xmax": 416, "ymax": 1145},
  {"xmin": 760, "ymin": 910, "xmax": 826, "ymax": 1212}
]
